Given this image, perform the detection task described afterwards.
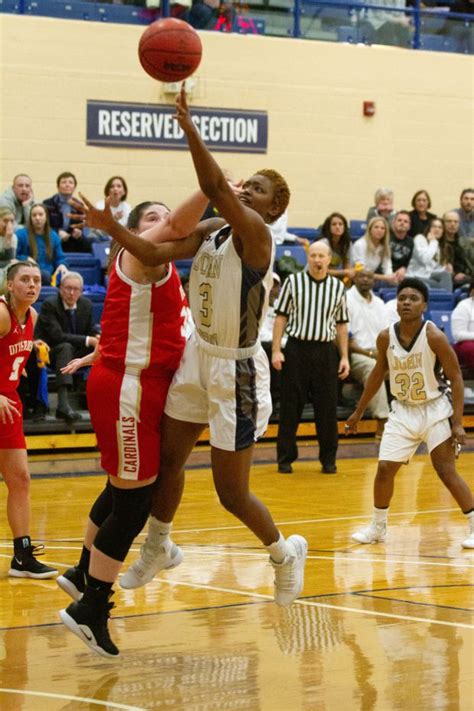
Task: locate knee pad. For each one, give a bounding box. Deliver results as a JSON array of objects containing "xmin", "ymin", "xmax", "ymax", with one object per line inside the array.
[
  {"xmin": 89, "ymin": 481, "xmax": 113, "ymax": 528},
  {"xmin": 93, "ymin": 483, "xmax": 153, "ymax": 562}
]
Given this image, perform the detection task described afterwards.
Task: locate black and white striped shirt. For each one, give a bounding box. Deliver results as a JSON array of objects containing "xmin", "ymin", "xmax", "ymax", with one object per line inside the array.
[{"xmin": 275, "ymin": 273, "xmax": 348, "ymax": 341}]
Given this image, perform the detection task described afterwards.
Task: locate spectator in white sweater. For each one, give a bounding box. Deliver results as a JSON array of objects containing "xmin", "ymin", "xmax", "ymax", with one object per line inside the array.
[
  {"xmin": 451, "ymin": 279, "xmax": 474, "ymax": 371},
  {"xmin": 350, "ymin": 217, "xmax": 397, "ymax": 284},
  {"xmin": 407, "ymin": 217, "xmax": 453, "ymax": 290}
]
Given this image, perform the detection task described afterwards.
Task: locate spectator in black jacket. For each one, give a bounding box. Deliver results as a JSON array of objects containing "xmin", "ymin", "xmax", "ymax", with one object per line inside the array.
[
  {"xmin": 35, "ymin": 271, "xmax": 99, "ymax": 422},
  {"xmin": 442, "ymin": 211, "xmax": 473, "ymax": 287},
  {"xmin": 408, "ymin": 189, "xmax": 436, "ymax": 238},
  {"xmin": 390, "ymin": 210, "xmax": 414, "ymax": 280},
  {"xmin": 43, "ymin": 172, "xmax": 91, "ymax": 253}
]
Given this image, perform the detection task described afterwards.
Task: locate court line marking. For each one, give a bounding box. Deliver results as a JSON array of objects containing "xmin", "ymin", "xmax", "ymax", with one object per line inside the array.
[
  {"xmin": 0, "ymin": 689, "xmax": 143, "ymax": 710},
  {"xmin": 147, "ymin": 577, "xmax": 474, "ymax": 629}
]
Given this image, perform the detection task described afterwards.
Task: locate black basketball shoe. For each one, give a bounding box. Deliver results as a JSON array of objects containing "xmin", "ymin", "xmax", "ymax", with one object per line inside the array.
[
  {"xmin": 57, "ymin": 566, "xmax": 87, "ymax": 601},
  {"xmin": 60, "ymin": 590, "xmax": 119, "ymax": 658},
  {"xmin": 8, "ymin": 545, "xmax": 58, "ymax": 579}
]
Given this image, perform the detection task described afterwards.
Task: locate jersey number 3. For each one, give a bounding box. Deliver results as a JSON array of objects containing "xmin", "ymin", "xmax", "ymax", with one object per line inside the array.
[
  {"xmin": 199, "ymin": 283, "xmax": 213, "ymax": 328},
  {"xmin": 394, "ymin": 371, "xmax": 427, "ymax": 401}
]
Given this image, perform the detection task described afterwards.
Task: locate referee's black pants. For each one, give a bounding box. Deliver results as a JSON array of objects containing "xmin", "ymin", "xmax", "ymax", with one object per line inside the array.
[{"xmin": 277, "ymin": 337, "xmax": 339, "ymax": 469}]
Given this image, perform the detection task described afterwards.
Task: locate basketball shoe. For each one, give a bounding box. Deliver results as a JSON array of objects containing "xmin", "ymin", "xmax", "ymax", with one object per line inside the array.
[
  {"xmin": 271, "ymin": 534, "xmax": 308, "ymax": 607},
  {"xmin": 8, "ymin": 545, "xmax": 58, "ymax": 579},
  {"xmin": 352, "ymin": 522, "xmax": 387, "ymax": 544},
  {"xmin": 120, "ymin": 538, "xmax": 183, "ymax": 589},
  {"xmin": 57, "ymin": 566, "xmax": 87, "ymax": 601},
  {"xmin": 60, "ymin": 588, "xmax": 119, "ymax": 658}
]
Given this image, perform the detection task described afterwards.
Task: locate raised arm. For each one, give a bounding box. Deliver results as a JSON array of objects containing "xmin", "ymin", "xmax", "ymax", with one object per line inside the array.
[
  {"xmin": 345, "ymin": 329, "xmax": 389, "ymax": 433},
  {"xmin": 427, "ymin": 324, "xmax": 466, "ymax": 445},
  {"xmin": 174, "ymin": 86, "xmax": 271, "ymax": 270}
]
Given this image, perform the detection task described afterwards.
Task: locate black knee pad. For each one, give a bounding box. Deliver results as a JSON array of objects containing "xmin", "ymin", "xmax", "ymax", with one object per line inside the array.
[
  {"xmin": 89, "ymin": 481, "xmax": 113, "ymax": 528},
  {"xmin": 93, "ymin": 483, "xmax": 153, "ymax": 562}
]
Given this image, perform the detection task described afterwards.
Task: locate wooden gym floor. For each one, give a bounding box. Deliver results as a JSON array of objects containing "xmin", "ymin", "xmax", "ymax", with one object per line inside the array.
[{"xmin": 0, "ymin": 439, "xmax": 473, "ymax": 711}]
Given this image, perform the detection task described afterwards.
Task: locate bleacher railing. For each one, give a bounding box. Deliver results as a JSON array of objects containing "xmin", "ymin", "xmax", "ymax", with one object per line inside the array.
[{"xmin": 0, "ymin": 0, "xmax": 472, "ymax": 55}]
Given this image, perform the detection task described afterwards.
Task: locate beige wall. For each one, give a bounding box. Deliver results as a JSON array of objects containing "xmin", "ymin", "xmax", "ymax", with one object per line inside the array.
[{"xmin": 1, "ymin": 14, "xmax": 472, "ymax": 225}]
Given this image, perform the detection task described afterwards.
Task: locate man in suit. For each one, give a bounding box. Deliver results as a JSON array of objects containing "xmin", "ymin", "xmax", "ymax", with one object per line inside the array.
[{"xmin": 35, "ymin": 271, "xmax": 99, "ymax": 422}]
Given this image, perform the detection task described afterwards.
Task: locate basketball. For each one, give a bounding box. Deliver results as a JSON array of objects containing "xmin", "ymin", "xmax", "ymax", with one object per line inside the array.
[{"xmin": 138, "ymin": 18, "xmax": 202, "ymax": 83}]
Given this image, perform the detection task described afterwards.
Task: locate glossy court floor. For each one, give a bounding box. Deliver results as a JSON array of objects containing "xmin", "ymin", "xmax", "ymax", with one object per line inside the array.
[{"xmin": 0, "ymin": 439, "xmax": 473, "ymax": 711}]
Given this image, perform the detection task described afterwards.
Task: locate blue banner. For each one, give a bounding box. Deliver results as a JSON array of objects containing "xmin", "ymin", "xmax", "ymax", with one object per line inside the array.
[{"xmin": 86, "ymin": 100, "xmax": 268, "ymax": 153}]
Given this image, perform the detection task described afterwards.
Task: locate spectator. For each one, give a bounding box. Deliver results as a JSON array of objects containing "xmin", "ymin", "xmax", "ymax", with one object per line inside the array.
[
  {"xmin": 15, "ymin": 203, "xmax": 68, "ymax": 285},
  {"xmin": 95, "ymin": 176, "xmax": 132, "ymax": 231},
  {"xmin": 390, "ymin": 210, "xmax": 414, "ymax": 279},
  {"xmin": 35, "ymin": 271, "xmax": 99, "ymax": 422},
  {"xmin": 0, "ymin": 208, "xmax": 17, "ymax": 283},
  {"xmin": 366, "ymin": 187, "xmax": 396, "ymax": 223},
  {"xmin": 269, "ymin": 210, "xmax": 309, "ymax": 246},
  {"xmin": 186, "ymin": 0, "xmax": 220, "ymax": 28},
  {"xmin": 451, "ymin": 278, "xmax": 474, "ymax": 371},
  {"xmin": 363, "ymin": 0, "xmax": 412, "ymax": 47},
  {"xmin": 442, "ymin": 211, "xmax": 473, "ymax": 287},
  {"xmin": 346, "ymin": 268, "xmax": 390, "ymax": 437},
  {"xmin": 350, "ymin": 217, "xmax": 397, "ymax": 284},
  {"xmin": 0, "ymin": 174, "xmax": 34, "ymax": 229},
  {"xmin": 408, "ymin": 189, "xmax": 436, "ymax": 238},
  {"xmin": 453, "ymin": 187, "xmax": 474, "ymax": 240},
  {"xmin": 43, "ymin": 172, "xmax": 91, "ymax": 253},
  {"xmin": 318, "ymin": 212, "xmax": 355, "ymax": 282},
  {"xmin": 272, "ymin": 241, "xmax": 350, "ymax": 474},
  {"xmin": 407, "ymin": 217, "xmax": 453, "ymax": 290}
]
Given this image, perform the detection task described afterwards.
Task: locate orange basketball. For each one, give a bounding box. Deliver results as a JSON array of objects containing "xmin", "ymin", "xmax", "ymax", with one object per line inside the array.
[{"xmin": 138, "ymin": 18, "xmax": 202, "ymax": 83}]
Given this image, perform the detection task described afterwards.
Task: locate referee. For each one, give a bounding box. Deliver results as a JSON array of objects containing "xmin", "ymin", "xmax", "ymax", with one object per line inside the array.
[{"xmin": 272, "ymin": 241, "xmax": 350, "ymax": 474}]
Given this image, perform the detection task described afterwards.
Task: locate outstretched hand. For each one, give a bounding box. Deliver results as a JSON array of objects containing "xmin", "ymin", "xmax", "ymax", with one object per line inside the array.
[
  {"xmin": 174, "ymin": 84, "xmax": 194, "ymax": 133},
  {"xmin": 68, "ymin": 194, "xmax": 115, "ymax": 233}
]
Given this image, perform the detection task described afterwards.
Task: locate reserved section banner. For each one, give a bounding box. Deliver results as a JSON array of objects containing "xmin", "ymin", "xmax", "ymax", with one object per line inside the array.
[{"xmin": 86, "ymin": 100, "xmax": 268, "ymax": 153}]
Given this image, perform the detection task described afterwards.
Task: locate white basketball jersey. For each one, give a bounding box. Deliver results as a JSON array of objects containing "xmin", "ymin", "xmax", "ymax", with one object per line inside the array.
[
  {"xmin": 387, "ymin": 322, "xmax": 446, "ymax": 404},
  {"xmin": 188, "ymin": 225, "xmax": 275, "ymax": 354}
]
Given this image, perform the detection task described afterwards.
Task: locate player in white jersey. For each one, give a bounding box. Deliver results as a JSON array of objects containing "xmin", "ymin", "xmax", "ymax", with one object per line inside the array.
[
  {"xmin": 345, "ymin": 277, "xmax": 474, "ymax": 549},
  {"xmin": 75, "ymin": 86, "xmax": 308, "ymax": 606}
]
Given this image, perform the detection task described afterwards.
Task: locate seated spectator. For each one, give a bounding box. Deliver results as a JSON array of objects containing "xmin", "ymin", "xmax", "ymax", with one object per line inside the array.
[
  {"xmin": 347, "ymin": 269, "xmax": 390, "ymax": 437},
  {"xmin": 269, "ymin": 210, "xmax": 309, "ymax": 246},
  {"xmin": 15, "ymin": 203, "xmax": 68, "ymax": 285},
  {"xmin": 390, "ymin": 210, "xmax": 414, "ymax": 280},
  {"xmin": 362, "ymin": 0, "xmax": 412, "ymax": 47},
  {"xmin": 186, "ymin": 0, "xmax": 220, "ymax": 29},
  {"xmin": 451, "ymin": 277, "xmax": 474, "ymax": 371},
  {"xmin": 318, "ymin": 212, "xmax": 355, "ymax": 283},
  {"xmin": 95, "ymin": 176, "xmax": 132, "ymax": 233},
  {"xmin": 442, "ymin": 211, "xmax": 473, "ymax": 287},
  {"xmin": 366, "ymin": 187, "xmax": 396, "ymax": 223},
  {"xmin": 407, "ymin": 217, "xmax": 453, "ymax": 290},
  {"xmin": 35, "ymin": 271, "xmax": 100, "ymax": 422},
  {"xmin": 0, "ymin": 174, "xmax": 34, "ymax": 229},
  {"xmin": 350, "ymin": 217, "xmax": 397, "ymax": 284},
  {"xmin": 408, "ymin": 189, "xmax": 436, "ymax": 238},
  {"xmin": 0, "ymin": 208, "xmax": 17, "ymax": 283},
  {"xmin": 452, "ymin": 187, "xmax": 474, "ymax": 240},
  {"xmin": 43, "ymin": 172, "xmax": 91, "ymax": 253}
]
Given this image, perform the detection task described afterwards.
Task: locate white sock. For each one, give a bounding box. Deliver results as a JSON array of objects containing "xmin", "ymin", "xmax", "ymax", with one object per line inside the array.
[
  {"xmin": 373, "ymin": 507, "xmax": 389, "ymax": 526},
  {"xmin": 465, "ymin": 510, "xmax": 474, "ymax": 530},
  {"xmin": 267, "ymin": 533, "xmax": 288, "ymax": 564},
  {"xmin": 149, "ymin": 516, "xmax": 172, "ymax": 543}
]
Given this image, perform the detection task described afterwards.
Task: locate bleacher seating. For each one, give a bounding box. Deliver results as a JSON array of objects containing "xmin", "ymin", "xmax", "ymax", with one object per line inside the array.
[
  {"xmin": 91, "ymin": 242, "xmax": 111, "ymax": 270},
  {"xmin": 64, "ymin": 254, "xmax": 102, "ymax": 286},
  {"xmin": 275, "ymin": 245, "xmax": 307, "ymax": 264},
  {"xmin": 26, "ymin": 0, "xmax": 93, "ymax": 20},
  {"xmin": 430, "ymin": 310, "xmax": 454, "ymax": 343},
  {"xmin": 287, "ymin": 227, "xmax": 320, "ymax": 241},
  {"xmin": 350, "ymin": 220, "xmax": 367, "ymax": 238}
]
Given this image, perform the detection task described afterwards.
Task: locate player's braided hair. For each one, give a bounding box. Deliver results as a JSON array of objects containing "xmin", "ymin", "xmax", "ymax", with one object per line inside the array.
[{"xmin": 255, "ymin": 169, "xmax": 290, "ymax": 222}]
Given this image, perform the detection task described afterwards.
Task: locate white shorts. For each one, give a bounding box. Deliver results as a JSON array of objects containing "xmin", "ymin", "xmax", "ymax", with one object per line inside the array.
[
  {"xmin": 164, "ymin": 332, "xmax": 272, "ymax": 451},
  {"xmin": 379, "ymin": 395, "xmax": 453, "ymax": 463}
]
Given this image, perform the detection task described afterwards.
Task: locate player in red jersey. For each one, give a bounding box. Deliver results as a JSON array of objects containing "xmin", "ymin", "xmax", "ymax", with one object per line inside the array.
[
  {"xmin": 0, "ymin": 261, "xmax": 58, "ymax": 579},
  {"xmin": 57, "ymin": 190, "xmax": 222, "ymax": 657}
]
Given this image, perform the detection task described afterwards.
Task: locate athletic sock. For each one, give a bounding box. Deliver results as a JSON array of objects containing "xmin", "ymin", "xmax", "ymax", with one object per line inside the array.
[
  {"xmin": 373, "ymin": 507, "xmax": 389, "ymax": 525},
  {"xmin": 148, "ymin": 516, "xmax": 172, "ymax": 544},
  {"xmin": 78, "ymin": 545, "xmax": 91, "ymax": 573},
  {"xmin": 86, "ymin": 574, "xmax": 113, "ymax": 595},
  {"xmin": 464, "ymin": 510, "xmax": 474, "ymax": 528},
  {"xmin": 266, "ymin": 533, "xmax": 288, "ymax": 564},
  {"xmin": 13, "ymin": 536, "xmax": 32, "ymax": 556}
]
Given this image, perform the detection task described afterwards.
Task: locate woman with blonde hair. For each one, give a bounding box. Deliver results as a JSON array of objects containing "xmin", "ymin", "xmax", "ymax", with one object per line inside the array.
[
  {"xmin": 350, "ymin": 217, "xmax": 397, "ymax": 284},
  {"xmin": 15, "ymin": 203, "xmax": 68, "ymax": 285}
]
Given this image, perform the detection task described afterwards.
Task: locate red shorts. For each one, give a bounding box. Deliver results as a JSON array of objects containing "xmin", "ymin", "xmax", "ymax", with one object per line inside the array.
[
  {"xmin": 0, "ymin": 392, "xmax": 26, "ymax": 450},
  {"xmin": 87, "ymin": 361, "xmax": 172, "ymax": 481}
]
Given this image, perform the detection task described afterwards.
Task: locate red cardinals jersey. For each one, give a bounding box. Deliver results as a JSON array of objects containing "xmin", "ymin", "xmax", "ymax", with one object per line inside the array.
[
  {"xmin": 99, "ymin": 252, "xmax": 187, "ymax": 379},
  {"xmin": 0, "ymin": 297, "xmax": 34, "ymax": 394}
]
